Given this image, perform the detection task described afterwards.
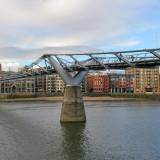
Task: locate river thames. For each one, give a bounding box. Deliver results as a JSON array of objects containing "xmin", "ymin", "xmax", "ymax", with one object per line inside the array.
[{"xmin": 0, "ymin": 101, "xmax": 160, "ymax": 160}]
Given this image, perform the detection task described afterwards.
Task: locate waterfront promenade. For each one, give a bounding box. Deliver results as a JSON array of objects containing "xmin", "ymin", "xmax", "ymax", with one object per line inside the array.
[{"xmin": 0, "ymin": 96, "xmax": 135, "ymax": 102}]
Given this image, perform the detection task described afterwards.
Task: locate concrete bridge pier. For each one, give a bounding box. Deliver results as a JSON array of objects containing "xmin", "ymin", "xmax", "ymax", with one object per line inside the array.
[
  {"xmin": 47, "ymin": 56, "xmax": 88, "ymax": 123},
  {"xmin": 60, "ymin": 85, "xmax": 86, "ymax": 122}
]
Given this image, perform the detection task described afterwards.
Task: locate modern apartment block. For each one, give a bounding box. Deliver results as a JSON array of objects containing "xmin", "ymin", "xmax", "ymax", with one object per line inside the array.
[
  {"xmin": 35, "ymin": 76, "xmax": 47, "ymax": 93},
  {"xmin": 109, "ymin": 73, "xmax": 134, "ymax": 93},
  {"xmin": 34, "ymin": 74, "xmax": 65, "ymax": 94},
  {"xmin": 32, "ymin": 74, "xmax": 65, "ymax": 94},
  {"xmin": 126, "ymin": 67, "xmax": 160, "ymax": 94},
  {"xmin": 85, "ymin": 73, "xmax": 110, "ymax": 94},
  {"xmin": 85, "ymin": 73, "xmax": 134, "ymax": 94},
  {"xmin": 52, "ymin": 74, "xmax": 65, "ymax": 93}
]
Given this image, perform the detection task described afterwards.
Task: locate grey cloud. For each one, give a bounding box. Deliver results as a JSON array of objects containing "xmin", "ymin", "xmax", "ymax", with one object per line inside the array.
[
  {"xmin": 0, "ymin": 0, "xmax": 155, "ymax": 47},
  {"xmin": 0, "ymin": 0, "xmax": 157, "ymax": 71},
  {"xmin": 0, "ymin": 0, "xmax": 157, "ymax": 63},
  {"xmin": 0, "ymin": 46, "xmax": 103, "ymax": 60}
]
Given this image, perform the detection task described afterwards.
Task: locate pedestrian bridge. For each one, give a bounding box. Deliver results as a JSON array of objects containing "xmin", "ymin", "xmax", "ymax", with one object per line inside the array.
[
  {"xmin": 1, "ymin": 47, "xmax": 160, "ymax": 123},
  {"xmin": 1, "ymin": 47, "xmax": 160, "ymax": 82}
]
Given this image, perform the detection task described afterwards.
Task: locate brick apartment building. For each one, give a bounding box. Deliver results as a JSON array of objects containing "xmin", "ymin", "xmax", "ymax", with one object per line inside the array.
[
  {"xmin": 85, "ymin": 74, "xmax": 110, "ymax": 94},
  {"xmin": 109, "ymin": 74, "xmax": 134, "ymax": 93}
]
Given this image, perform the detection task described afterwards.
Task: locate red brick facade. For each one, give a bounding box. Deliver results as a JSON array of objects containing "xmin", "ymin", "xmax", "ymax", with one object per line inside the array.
[
  {"xmin": 86, "ymin": 74, "xmax": 109, "ymax": 93},
  {"xmin": 109, "ymin": 74, "xmax": 134, "ymax": 93}
]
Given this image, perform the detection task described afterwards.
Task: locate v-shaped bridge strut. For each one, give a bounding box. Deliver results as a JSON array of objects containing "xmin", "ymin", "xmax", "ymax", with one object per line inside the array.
[{"xmin": 47, "ymin": 55, "xmax": 88, "ymax": 122}]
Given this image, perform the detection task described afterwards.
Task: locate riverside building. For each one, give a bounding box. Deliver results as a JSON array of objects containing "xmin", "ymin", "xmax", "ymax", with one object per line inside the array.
[
  {"xmin": 126, "ymin": 67, "xmax": 160, "ymax": 94},
  {"xmin": 85, "ymin": 73, "xmax": 110, "ymax": 94},
  {"xmin": 109, "ymin": 73, "xmax": 134, "ymax": 94},
  {"xmin": 34, "ymin": 74, "xmax": 65, "ymax": 94},
  {"xmin": 0, "ymin": 78, "xmax": 35, "ymax": 93},
  {"xmin": 52, "ymin": 74, "xmax": 65, "ymax": 93},
  {"xmin": 0, "ymin": 73, "xmax": 65, "ymax": 94},
  {"xmin": 1, "ymin": 68, "xmax": 159, "ymax": 95}
]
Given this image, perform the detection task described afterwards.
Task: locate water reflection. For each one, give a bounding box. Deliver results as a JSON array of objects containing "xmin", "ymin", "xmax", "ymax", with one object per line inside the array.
[{"xmin": 61, "ymin": 123, "xmax": 88, "ymax": 160}]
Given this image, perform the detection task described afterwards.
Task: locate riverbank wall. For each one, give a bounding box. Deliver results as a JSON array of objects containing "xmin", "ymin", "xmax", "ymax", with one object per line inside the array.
[
  {"xmin": 0, "ymin": 93, "xmax": 37, "ymax": 99},
  {"xmin": 111, "ymin": 93, "xmax": 160, "ymax": 100},
  {"xmin": 0, "ymin": 93, "xmax": 160, "ymax": 102}
]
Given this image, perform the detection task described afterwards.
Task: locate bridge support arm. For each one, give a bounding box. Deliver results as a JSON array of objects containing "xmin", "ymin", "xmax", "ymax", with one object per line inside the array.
[
  {"xmin": 47, "ymin": 56, "xmax": 88, "ymax": 86},
  {"xmin": 47, "ymin": 55, "xmax": 88, "ymax": 123},
  {"xmin": 114, "ymin": 53, "xmax": 134, "ymax": 67},
  {"xmin": 89, "ymin": 55, "xmax": 108, "ymax": 69},
  {"xmin": 47, "ymin": 56, "xmax": 75, "ymax": 85},
  {"xmin": 150, "ymin": 51, "xmax": 160, "ymax": 59}
]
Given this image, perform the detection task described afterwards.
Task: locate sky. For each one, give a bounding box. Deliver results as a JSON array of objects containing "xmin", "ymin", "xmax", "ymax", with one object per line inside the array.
[{"xmin": 0, "ymin": 0, "xmax": 160, "ymax": 71}]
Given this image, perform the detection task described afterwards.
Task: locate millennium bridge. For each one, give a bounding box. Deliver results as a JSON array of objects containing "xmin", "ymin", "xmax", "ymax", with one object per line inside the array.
[{"xmin": 1, "ymin": 47, "xmax": 160, "ymax": 123}]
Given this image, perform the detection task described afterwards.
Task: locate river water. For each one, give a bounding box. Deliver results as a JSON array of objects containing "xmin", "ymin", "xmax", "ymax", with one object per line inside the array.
[{"xmin": 0, "ymin": 101, "xmax": 160, "ymax": 160}]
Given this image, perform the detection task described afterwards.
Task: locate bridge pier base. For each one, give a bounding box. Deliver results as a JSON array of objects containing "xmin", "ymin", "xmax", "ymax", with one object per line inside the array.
[{"xmin": 60, "ymin": 85, "xmax": 86, "ymax": 123}]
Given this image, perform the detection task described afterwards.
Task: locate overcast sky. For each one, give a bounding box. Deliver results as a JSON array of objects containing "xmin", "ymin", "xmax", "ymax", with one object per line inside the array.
[{"xmin": 0, "ymin": 0, "xmax": 160, "ymax": 70}]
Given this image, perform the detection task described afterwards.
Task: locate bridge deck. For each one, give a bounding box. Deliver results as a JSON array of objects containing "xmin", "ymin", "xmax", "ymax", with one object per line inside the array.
[{"xmin": 0, "ymin": 48, "xmax": 160, "ymax": 82}]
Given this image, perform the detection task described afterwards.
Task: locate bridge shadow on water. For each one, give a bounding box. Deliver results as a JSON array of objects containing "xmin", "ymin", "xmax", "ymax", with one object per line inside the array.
[{"xmin": 60, "ymin": 123, "xmax": 89, "ymax": 160}]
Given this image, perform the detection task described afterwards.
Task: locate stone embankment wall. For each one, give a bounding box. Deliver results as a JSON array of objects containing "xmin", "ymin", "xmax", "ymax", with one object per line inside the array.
[
  {"xmin": 0, "ymin": 93, "xmax": 36, "ymax": 99},
  {"xmin": 111, "ymin": 93, "xmax": 160, "ymax": 100}
]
